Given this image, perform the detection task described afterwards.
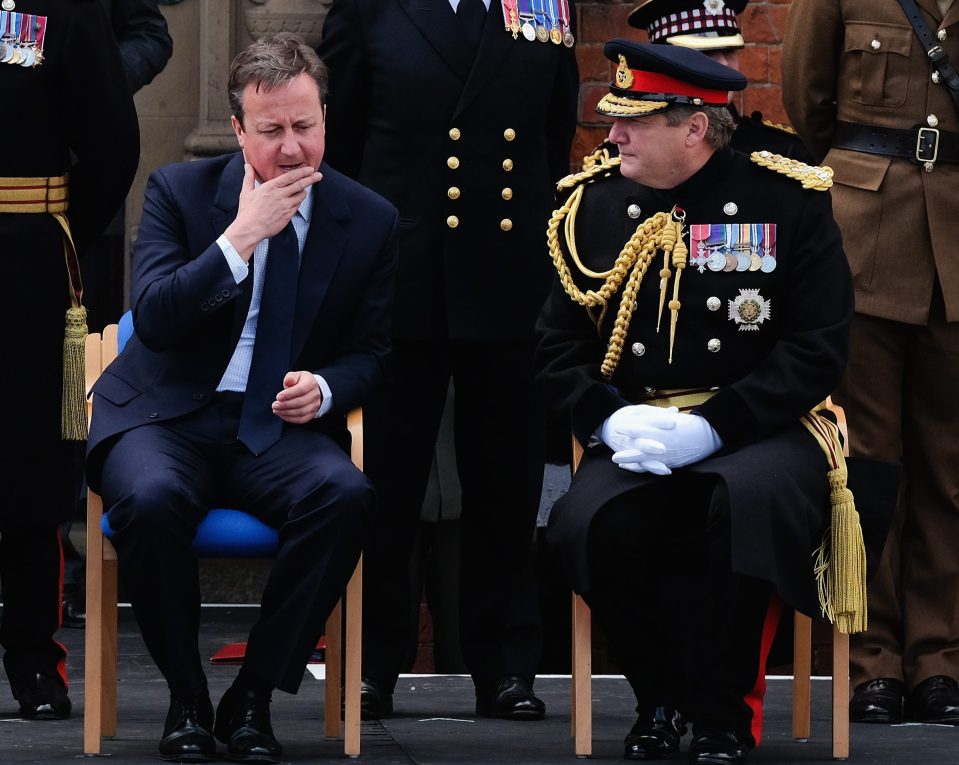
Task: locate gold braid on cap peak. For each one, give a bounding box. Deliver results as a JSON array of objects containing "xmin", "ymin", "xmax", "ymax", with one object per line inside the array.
[
  {"xmin": 596, "ymin": 93, "xmax": 671, "ymax": 118},
  {"xmin": 750, "ymin": 150, "xmax": 834, "ymax": 191},
  {"xmin": 546, "ymin": 190, "xmax": 688, "ymax": 380}
]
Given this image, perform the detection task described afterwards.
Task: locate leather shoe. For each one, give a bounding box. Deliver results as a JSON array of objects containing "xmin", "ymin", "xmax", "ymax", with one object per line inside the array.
[
  {"xmin": 61, "ymin": 582, "xmax": 85, "ymax": 629},
  {"xmin": 624, "ymin": 706, "xmax": 686, "ymax": 759},
  {"xmin": 850, "ymin": 677, "xmax": 904, "ymax": 724},
  {"xmin": 360, "ymin": 677, "xmax": 393, "ymax": 720},
  {"xmin": 688, "ymin": 730, "xmax": 749, "ymax": 764},
  {"xmin": 905, "ymin": 675, "xmax": 959, "ymax": 725},
  {"xmin": 158, "ymin": 695, "xmax": 215, "ymax": 762},
  {"xmin": 12, "ymin": 673, "xmax": 71, "ymax": 720},
  {"xmin": 475, "ymin": 676, "xmax": 545, "ymax": 720},
  {"xmin": 214, "ymin": 686, "xmax": 282, "ymax": 763}
]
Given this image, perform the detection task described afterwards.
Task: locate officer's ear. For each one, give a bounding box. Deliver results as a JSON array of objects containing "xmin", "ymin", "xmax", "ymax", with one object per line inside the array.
[{"xmin": 685, "ymin": 111, "xmax": 709, "ymax": 147}]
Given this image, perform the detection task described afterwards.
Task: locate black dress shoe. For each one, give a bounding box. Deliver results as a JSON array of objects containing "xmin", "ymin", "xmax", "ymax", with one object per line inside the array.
[
  {"xmin": 475, "ymin": 676, "xmax": 546, "ymax": 720},
  {"xmin": 905, "ymin": 675, "xmax": 959, "ymax": 725},
  {"xmin": 158, "ymin": 695, "xmax": 215, "ymax": 762},
  {"xmin": 624, "ymin": 706, "xmax": 686, "ymax": 760},
  {"xmin": 214, "ymin": 686, "xmax": 282, "ymax": 763},
  {"xmin": 688, "ymin": 730, "xmax": 750, "ymax": 765},
  {"xmin": 12, "ymin": 673, "xmax": 71, "ymax": 720},
  {"xmin": 61, "ymin": 582, "xmax": 85, "ymax": 629},
  {"xmin": 360, "ymin": 677, "xmax": 393, "ymax": 720},
  {"xmin": 850, "ymin": 677, "xmax": 904, "ymax": 724}
]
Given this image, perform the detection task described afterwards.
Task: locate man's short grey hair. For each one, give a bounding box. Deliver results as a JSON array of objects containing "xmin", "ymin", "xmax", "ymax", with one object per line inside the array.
[
  {"xmin": 664, "ymin": 105, "xmax": 736, "ymax": 149},
  {"xmin": 228, "ymin": 33, "xmax": 329, "ymax": 126}
]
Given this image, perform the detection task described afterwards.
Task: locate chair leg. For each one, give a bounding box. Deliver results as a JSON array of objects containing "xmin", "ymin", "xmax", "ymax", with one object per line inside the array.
[
  {"xmin": 572, "ymin": 593, "xmax": 592, "ymax": 757},
  {"xmin": 832, "ymin": 629, "xmax": 850, "ymax": 760},
  {"xmin": 792, "ymin": 612, "xmax": 812, "ymax": 741},
  {"xmin": 102, "ymin": 553, "xmax": 119, "ymax": 737},
  {"xmin": 83, "ymin": 491, "xmax": 105, "ymax": 755},
  {"xmin": 324, "ymin": 600, "xmax": 343, "ymax": 739},
  {"xmin": 343, "ymin": 556, "xmax": 363, "ymax": 757}
]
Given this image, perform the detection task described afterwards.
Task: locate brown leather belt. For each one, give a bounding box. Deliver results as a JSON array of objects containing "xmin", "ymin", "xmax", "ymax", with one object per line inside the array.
[{"xmin": 832, "ymin": 121, "xmax": 959, "ymax": 167}]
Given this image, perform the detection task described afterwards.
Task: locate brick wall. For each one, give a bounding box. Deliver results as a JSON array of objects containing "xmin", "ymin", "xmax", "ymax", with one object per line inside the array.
[{"xmin": 572, "ymin": 0, "xmax": 794, "ymax": 166}]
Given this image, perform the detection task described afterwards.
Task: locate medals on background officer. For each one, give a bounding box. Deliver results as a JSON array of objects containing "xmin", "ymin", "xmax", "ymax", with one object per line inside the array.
[
  {"xmin": 0, "ymin": 4, "xmax": 47, "ymax": 68},
  {"xmin": 500, "ymin": 0, "xmax": 574, "ymax": 46}
]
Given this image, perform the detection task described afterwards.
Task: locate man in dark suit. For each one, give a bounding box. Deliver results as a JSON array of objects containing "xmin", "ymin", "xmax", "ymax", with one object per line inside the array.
[
  {"xmin": 317, "ymin": 0, "xmax": 579, "ymax": 720},
  {"xmin": 0, "ymin": 0, "xmax": 139, "ymax": 720},
  {"xmin": 86, "ymin": 33, "xmax": 397, "ymax": 763}
]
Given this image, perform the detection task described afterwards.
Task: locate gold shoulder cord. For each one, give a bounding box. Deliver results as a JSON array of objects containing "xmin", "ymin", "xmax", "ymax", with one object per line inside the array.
[
  {"xmin": 750, "ymin": 151, "xmax": 834, "ymax": 191},
  {"xmin": 547, "ymin": 180, "xmax": 688, "ymax": 380}
]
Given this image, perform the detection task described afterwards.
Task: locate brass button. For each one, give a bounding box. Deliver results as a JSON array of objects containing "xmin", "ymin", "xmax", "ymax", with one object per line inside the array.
[
  {"xmin": 500, "ymin": 218, "xmax": 513, "ymax": 231},
  {"xmin": 502, "ymin": 158, "xmax": 514, "ymax": 172},
  {"xmin": 447, "ymin": 156, "xmax": 460, "ymax": 169},
  {"xmin": 870, "ymin": 38, "xmax": 881, "ymax": 50},
  {"xmin": 631, "ymin": 342, "xmax": 646, "ymax": 357},
  {"xmin": 627, "ymin": 204, "xmax": 641, "ymax": 219},
  {"xmin": 447, "ymin": 215, "xmax": 459, "ymax": 229},
  {"xmin": 938, "ymin": 28, "xmax": 948, "ymax": 41},
  {"xmin": 448, "ymin": 186, "xmax": 461, "ymax": 200},
  {"xmin": 449, "ymin": 127, "xmax": 461, "ymax": 140},
  {"xmin": 501, "ymin": 187, "xmax": 513, "ymax": 200},
  {"xmin": 706, "ymin": 297, "xmax": 721, "ymax": 312},
  {"xmin": 927, "ymin": 114, "xmax": 939, "ymax": 128},
  {"xmin": 707, "ymin": 338, "xmax": 722, "ymax": 353},
  {"xmin": 504, "ymin": 128, "xmax": 516, "ymax": 141},
  {"xmin": 933, "ymin": 71, "xmax": 942, "ymax": 84}
]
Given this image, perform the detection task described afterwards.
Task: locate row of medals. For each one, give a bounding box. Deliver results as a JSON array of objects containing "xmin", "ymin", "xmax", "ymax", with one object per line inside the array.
[
  {"xmin": 505, "ymin": 8, "xmax": 574, "ymax": 46},
  {"xmin": 0, "ymin": 37, "xmax": 41, "ymax": 67},
  {"xmin": 695, "ymin": 245, "xmax": 777, "ymax": 274}
]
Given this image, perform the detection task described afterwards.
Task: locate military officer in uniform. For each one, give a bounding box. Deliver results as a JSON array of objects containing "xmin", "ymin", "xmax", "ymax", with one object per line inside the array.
[
  {"xmin": 783, "ymin": 0, "xmax": 959, "ymax": 726},
  {"xmin": 536, "ymin": 41, "xmax": 857, "ymax": 763},
  {"xmin": 318, "ymin": 0, "xmax": 579, "ymax": 719},
  {"xmin": 0, "ymin": 0, "xmax": 138, "ymax": 718}
]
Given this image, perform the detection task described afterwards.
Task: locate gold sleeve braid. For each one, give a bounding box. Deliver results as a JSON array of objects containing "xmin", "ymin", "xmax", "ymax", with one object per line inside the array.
[{"xmin": 546, "ymin": 180, "xmax": 687, "ymax": 379}]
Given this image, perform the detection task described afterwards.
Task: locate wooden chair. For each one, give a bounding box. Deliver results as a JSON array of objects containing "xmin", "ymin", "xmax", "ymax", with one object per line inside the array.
[
  {"xmin": 82, "ymin": 321, "xmax": 364, "ymax": 757},
  {"xmin": 569, "ymin": 401, "xmax": 852, "ymax": 759}
]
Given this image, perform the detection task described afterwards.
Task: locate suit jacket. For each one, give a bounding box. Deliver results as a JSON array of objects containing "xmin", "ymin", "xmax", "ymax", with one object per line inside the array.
[
  {"xmin": 0, "ymin": 0, "xmax": 139, "ymax": 525},
  {"xmin": 318, "ymin": 0, "xmax": 579, "ymax": 341},
  {"xmin": 86, "ymin": 153, "xmax": 399, "ymax": 489},
  {"xmin": 782, "ymin": 0, "xmax": 959, "ymax": 324}
]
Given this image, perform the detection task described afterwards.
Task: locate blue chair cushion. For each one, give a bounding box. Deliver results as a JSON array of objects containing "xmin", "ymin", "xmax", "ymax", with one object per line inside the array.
[{"xmin": 100, "ymin": 508, "xmax": 279, "ymax": 558}]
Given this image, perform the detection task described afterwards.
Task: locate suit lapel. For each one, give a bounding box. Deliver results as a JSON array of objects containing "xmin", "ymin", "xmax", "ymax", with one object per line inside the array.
[
  {"xmin": 454, "ymin": 5, "xmax": 513, "ymax": 118},
  {"xmin": 941, "ymin": 1, "xmax": 959, "ymax": 28},
  {"xmin": 211, "ymin": 154, "xmax": 252, "ymax": 348},
  {"xmin": 398, "ymin": 0, "xmax": 475, "ymax": 83},
  {"xmin": 291, "ymin": 166, "xmax": 350, "ymax": 357}
]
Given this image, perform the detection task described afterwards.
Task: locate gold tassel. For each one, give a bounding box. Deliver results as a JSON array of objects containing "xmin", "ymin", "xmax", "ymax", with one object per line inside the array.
[
  {"xmin": 803, "ymin": 411, "xmax": 868, "ymax": 634},
  {"xmin": 813, "ymin": 466, "xmax": 868, "ymax": 634},
  {"xmin": 62, "ymin": 305, "xmax": 88, "ymax": 441}
]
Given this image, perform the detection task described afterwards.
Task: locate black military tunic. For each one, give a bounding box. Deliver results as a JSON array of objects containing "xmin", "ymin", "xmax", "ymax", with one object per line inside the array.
[
  {"xmin": 0, "ymin": 0, "xmax": 139, "ymax": 526},
  {"xmin": 535, "ymin": 146, "xmax": 853, "ymax": 617},
  {"xmin": 728, "ymin": 104, "xmax": 815, "ymax": 164}
]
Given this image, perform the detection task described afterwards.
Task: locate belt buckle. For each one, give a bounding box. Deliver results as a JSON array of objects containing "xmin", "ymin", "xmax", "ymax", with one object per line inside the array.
[{"xmin": 916, "ymin": 127, "xmax": 940, "ymax": 171}]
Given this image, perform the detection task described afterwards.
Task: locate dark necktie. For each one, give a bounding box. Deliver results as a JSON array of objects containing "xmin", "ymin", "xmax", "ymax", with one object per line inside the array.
[
  {"xmin": 237, "ymin": 221, "xmax": 299, "ymax": 455},
  {"xmin": 457, "ymin": 0, "xmax": 486, "ymax": 50}
]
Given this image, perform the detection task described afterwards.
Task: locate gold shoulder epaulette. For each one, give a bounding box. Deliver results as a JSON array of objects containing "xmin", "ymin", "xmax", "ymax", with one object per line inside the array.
[
  {"xmin": 557, "ymin": 153, "xmax": 622, "ymax": 192},
  {"xmin": 750, "ymin": 150, "xmax": 833, "ymax": 191},
  {"xmin": 762, "ymin": 118, "xmax": 799, "ymax": 135}
]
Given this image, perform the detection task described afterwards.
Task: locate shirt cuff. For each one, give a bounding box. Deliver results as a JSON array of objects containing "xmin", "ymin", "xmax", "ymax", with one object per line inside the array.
[
  {"xmin": 313, "ymin": 374, "xmax": 333, "ymax": 418},
  {"xmin": 217, "ymin": 234, "xmax": 250, "ymax": 283}
]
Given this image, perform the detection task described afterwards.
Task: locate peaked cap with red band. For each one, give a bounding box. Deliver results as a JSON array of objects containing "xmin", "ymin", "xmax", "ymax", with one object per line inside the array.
[
  {"xmin": 596, "ymin": 40, "xmax": 747, "ymax": 118},
  {"xmin": 629, "ymin": 0, "xmax": 748, "ymax": 51}
]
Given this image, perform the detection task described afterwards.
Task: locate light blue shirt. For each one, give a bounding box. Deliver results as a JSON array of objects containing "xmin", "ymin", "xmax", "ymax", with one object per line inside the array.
[{"xmin": 215, "ymin": 185, "xmax": 333, "ymax": 417}]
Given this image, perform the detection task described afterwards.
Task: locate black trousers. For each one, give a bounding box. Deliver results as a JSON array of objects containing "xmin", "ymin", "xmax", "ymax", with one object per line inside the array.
[
  {"xmin": 362, "ymin": 339, "xmax": 544, "ymax": 692},
  {"xmin": 583, "ymin": 478, "xmax": 782, "ymax": 747},
  {"xmin": 96, "ymin": 394, "xmax": 371, "ymax": 697},
  {"xmin": 0, "ymin": 524, "xmax": 68, "ymax": 689}
]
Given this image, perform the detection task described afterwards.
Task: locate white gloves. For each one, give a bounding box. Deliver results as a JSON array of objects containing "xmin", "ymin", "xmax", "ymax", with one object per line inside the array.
[{"xmin": 598, "ymin": 405, "xmax": 723, "ymax": 476}]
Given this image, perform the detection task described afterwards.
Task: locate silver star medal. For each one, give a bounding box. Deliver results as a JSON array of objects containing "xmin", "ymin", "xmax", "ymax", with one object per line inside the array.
[{"xmin": 728, "ymin": 289, "xmax": 771, "ymax": 331}]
